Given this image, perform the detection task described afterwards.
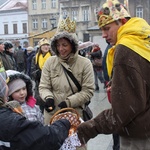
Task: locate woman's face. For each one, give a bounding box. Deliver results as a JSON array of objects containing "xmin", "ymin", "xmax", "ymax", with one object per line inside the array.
[
  {"xmin": 40, "ymin": 44, "xmax": 50, "ymax": 54},
  {"xmin": 56, "ymin": 38, "xmax": 72, "ymax": 58},
  {"xmin": 11, "ymin": 87, "xmax": 27, "ymax": 103}
]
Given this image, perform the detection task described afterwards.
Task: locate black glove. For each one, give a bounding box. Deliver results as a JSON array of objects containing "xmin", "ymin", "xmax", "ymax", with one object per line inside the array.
[
  {"xmin": 58, "ymin": 101, "xmax": 67, "ymax": 109},
  {"xmin": 44, "ymin": 98, "xmax": 55, "ymax": 112},
  {"xmin": 50, "ymin": 119, "xmax": 71, "ymax": 149}
]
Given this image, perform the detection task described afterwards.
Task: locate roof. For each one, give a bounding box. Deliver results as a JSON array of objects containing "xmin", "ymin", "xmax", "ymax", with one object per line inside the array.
[{"xmin": 0, "ymin": 0, "xmax": 27, "ymax": 11}]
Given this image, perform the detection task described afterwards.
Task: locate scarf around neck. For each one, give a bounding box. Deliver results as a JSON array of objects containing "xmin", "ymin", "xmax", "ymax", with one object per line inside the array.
[
  {"xmin": 36, "ymin": 52, "xmax": 51, "ymax": 70},
  {"xmin": 106, "ymin": 17, "xmax": 150, "ymax": 77}
]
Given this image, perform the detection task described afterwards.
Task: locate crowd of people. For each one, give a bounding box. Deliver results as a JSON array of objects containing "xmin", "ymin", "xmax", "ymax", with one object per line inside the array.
[{"xmin": 1, "ymin": 0, "xmax": 150, "ymax": 149}]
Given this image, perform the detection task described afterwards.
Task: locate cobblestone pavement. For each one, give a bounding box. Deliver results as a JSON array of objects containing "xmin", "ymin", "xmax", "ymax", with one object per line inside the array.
[{"xmin": 87, "ymin": 83, "xmax": 113, "ymax": 150}]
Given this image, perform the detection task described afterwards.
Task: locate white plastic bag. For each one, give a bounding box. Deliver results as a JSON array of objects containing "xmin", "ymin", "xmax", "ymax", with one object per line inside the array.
[{"xmin": 59, "ymin": 133, "xmax": 81, "ymax": 150}]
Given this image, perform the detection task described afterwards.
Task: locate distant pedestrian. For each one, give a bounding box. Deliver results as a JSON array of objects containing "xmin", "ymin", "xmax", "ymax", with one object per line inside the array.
[
  {"xmin": 25, "ymin": 46, "xmax": 35, "ymax": 77},
  {"xmin": 14, "ymin": 45, "xmax": 26, "ymax": 72},
  {"xmin": 4, "ymin": 42, "xmax": 17, "ymax": 70},
  {"xmin": 89, "ymin": 44, "xmax": 105, "ymax": 91},
  {"xmin": 31, "ymin": 38, "xmax": 53, "ymax": 113},
  {"xmin": 0, "ymin": 41, "xmax": 13, "ymax": 70}
]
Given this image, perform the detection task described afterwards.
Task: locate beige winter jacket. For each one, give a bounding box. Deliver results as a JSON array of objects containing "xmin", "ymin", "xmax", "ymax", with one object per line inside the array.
[{"xmin": 39, "ymin": 31, "xmax": 95, "ymax": 125}]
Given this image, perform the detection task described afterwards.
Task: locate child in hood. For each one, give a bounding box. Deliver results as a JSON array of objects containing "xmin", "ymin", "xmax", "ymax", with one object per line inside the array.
[{"xmin": 6, "ymin": 70, "xmax": 44, "ymax": 124}]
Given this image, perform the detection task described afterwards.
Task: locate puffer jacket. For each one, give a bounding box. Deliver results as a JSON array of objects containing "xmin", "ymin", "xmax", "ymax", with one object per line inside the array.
[
  {"xmin": 39, "ymin": 31, "xmax": 95, "ymax": 125},
  {"xmin": 77, "ymin": 44, "xmax": 150, "ymax": 143},
  {"xmin": 0, "ymin": 106, "xmax": 70, "ymax": 150}
]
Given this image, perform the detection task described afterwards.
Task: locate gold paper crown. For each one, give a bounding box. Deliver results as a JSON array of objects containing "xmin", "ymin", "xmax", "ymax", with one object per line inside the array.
[
  {"xmin": 57, "ymin": 17, "xmax": 76, "ymax": 33},
  {"xmin": 38, "ymin": 38, "xmax": 50, "ymax": 47},
  {"xmin": 97, "ymin": 0, "xmax": 130, "ymax": 28}
]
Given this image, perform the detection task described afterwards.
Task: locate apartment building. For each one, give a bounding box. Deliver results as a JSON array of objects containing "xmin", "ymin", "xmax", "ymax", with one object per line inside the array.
[
  {"xmin": 0, "ymin": 0, "xmax": 149, "ymax": 48},
  {"xmin": 28, "ymin": 0, "xmax": 60, "ymax": 46},
  {"xmin": 0, "ymin": 0, "xmax": 28, "ymax": 48},
  {"xmin": 59, "ymin": 0, "xmax": 100, "ymax": 42}
]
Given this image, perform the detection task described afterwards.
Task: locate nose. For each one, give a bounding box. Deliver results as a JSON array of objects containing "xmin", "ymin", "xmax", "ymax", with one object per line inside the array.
[
  {"xmin": 58, "ymin": 45, "xmax": 63, "ymax": 51},
  {"xmin": 20, "ymin": 89, "xmax": 25, "ymax": 94},
  {"xmin": 102, "ymin": 30, "xmax": 107, "ymax": 39}
]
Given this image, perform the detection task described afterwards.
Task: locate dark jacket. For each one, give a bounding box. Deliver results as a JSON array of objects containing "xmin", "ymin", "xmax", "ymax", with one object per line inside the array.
[
  {"xmin": 0, "ymin": 52, "xmax": 13, "ymax": 70},
  {"xmin": 4, "ymin": 51, "xmax": 17, "ymax": 71},
  {"xmin": 0, "ymin": 107, "xmax": 70, "ymax": 150},
  {"xmin": 102, "ymin": 44, "xmax": 112, "ymax": 81},
  {"xmin": 26, "ymin": 51, "xmax": 35, "ymax": 77},
  {"xmin": 77, "ymin": 44, "xmax": 150, "ymax": 143}
]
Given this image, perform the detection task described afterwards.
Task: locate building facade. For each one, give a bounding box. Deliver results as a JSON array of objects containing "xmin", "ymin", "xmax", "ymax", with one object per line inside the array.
[
  {"xmin": 59, "ymin": 0, "xmax": 100, "ymax": 42},
  {"xmin": 0, "ymin": 0, "xmax": 150, "ymax": 49},
  {"xmin": 0, "ymin": 0, "xmax": 28, "ymax": 48},
  {"xmin": 28, "ymin": 0, "xmax": 60, "ymax": 46}
]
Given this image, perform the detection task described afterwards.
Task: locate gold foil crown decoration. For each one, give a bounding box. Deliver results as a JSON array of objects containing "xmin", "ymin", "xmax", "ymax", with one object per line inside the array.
[
  {"xmin": 97, "ymin": 0, "xmax": 131, "ymax": 28},
  {"xmin": 38, "ymin": 38, "xmax": 50, "ymax": 47},
  {"xmin": 57, "ymin": 17, "xmax": 76, "ymax": 33}
]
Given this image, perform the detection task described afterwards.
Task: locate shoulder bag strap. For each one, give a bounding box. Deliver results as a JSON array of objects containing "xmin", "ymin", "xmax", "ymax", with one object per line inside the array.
[
  {"xmin": 62, "ymin": 65, "xmax": 90, "ymax": 106},
  {"xmin": 61, "ymin": 65, "xmax": 81, "ymax": 92}
]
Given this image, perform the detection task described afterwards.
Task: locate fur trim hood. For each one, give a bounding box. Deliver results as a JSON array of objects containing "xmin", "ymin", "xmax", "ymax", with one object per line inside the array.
[
  {"xmin": 6, "ymin": 71, "xmax": 33, "ymax": 101},
  {"xmin": 51, "ymin": 31, "xmax": 79, "ymax": 56}
]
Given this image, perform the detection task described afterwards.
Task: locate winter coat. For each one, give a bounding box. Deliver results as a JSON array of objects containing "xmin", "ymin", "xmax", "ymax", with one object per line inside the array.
[
  {"xmin": 4, "ymin": 51, "xmax": 17, "ymax": 71},
  {"xmin": 0, "ymin": 52, "xmax": 13, "ymax": 70},
  {"xmin": 102, "ymin": 44, "xmax": 112, "ymax": 81},
  {"xmin": 39, "ymin": 31, "xmax": 95, "ymax": 125},
  {"xmin": 77, "ymin": 44, "xmax": 150, "ymax": 143},
  {"xmin": 26, "ymin": 51, "xmax": 35, "ymax": 77},
  {"xmin": 0, "ymin": 106, "xmax": 70, "ymax": 150}
]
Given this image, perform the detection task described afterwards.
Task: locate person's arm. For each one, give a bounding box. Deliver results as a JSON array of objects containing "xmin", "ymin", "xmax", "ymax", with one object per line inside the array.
[{"xmin": 9, "ymin": 111, "xmax": 70, "ymax": 150}]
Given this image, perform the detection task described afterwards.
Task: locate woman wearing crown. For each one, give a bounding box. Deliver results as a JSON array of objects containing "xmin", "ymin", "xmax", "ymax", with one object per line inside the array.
[{"xmin": 39, "ymin": 16, "xmax": 95, "ymax": 149}]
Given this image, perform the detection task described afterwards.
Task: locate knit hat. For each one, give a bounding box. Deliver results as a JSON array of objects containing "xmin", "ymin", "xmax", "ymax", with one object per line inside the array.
[
  {"xmin": 38, "ymin": 38, "xmax": 50, "ymax": 47},
  {"xmin": 8, "ymin": 79, "xmax": 26, "ymax": 96},
  {"xmin": 97, "ymin": 0, "xmax": 130, "ymax": 28},
  {"xmin": 27, "ymin": 46, "xmax": 34, "ymax": 51}
]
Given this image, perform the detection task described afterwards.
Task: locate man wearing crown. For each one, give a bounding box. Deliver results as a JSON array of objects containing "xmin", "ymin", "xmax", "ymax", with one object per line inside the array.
[
  {"xmin": 77, "ymin": 0, "xmax": 150, "ymax": 149},
  {"xmin": 39, "ymin": 16, "xmax": 95, "ymax": 150}
]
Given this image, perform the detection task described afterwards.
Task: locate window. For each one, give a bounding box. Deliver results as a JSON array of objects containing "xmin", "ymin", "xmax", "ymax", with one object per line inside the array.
[
  {"xmin": 51, "ymin": 0, "xmax": 56, "ymax": 8},
  {"xmin": 4, "ymin": 24, "xmax": 8, "ymax": 34},
  {"xmin": 32, "ymin": 19, "xmax": 38, "ymax": 29},
  {"xmin": 42, "ymin": 18, "xmax": 47, "ymax": 29},
  {"xmin": 41, "ymin": 0, "xmax": 46, "ymax": 9},
  {"xmin": 82, "ymin": 6, "xmax": 89, "ymax": 21},
  {"xmin": 136, "ymin": 6, "xmax": 143, "ymax": 18},
  {"xmin": 71, "ymin": 9, "xmax": 78, "ymax": 21},
  {"xmin": 13, "ymin": 24, "xmax": 18, "ymax": 34},
  {"xmin": 62, "ymin": 10, "xmax": 68, "ymax": 19},
  {"xmin": 32, "ymin": 0, "xmax": 37, "ymax": 10},
  {"xmin": 22, "ymin": 23, "xmax": 27, "ymax": 33}
]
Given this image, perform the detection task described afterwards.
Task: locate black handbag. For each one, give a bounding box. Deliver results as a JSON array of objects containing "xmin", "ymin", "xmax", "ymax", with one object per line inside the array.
[{"xmin": 62, "ymin": 65, "xmax": 93, "ymax": 121}]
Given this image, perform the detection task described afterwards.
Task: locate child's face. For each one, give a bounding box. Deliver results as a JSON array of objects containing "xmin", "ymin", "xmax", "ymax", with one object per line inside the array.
[{"xmin": 11, "ymin": 86, "xmax": 27, "ymax": 103}]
